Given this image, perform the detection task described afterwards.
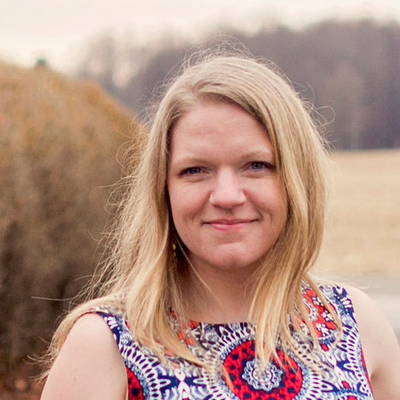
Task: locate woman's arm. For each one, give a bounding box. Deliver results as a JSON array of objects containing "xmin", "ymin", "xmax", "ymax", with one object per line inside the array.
[
  {"xmin": 346, "ymin": 286, "xmax": 400, "ymax": 400},
  {"xmin": 40, "ymin": 313, "xmax": 127, "ymax": 400}
]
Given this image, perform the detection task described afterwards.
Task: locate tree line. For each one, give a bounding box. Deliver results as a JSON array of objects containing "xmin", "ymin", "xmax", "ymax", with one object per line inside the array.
[{"xmin": 78, "ymin": 19, "xmax": 400, "ymax": 150}]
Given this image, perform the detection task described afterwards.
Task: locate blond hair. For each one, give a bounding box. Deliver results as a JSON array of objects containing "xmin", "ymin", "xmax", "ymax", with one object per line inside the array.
[{"xmin": 45, "ymin": 51, "xmax": 339, "ymax": 371}]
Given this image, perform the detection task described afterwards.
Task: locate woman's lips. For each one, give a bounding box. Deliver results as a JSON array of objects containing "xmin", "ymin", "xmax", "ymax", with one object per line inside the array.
[{"xmin": 205, "ymin": 219, "xmax": 257, "ymax": 232}]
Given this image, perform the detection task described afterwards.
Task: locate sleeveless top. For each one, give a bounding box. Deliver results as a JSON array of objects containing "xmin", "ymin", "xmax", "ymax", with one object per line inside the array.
[{"xmin": 93, "ymin": 285, "xmax": 374, "ymax": 399}]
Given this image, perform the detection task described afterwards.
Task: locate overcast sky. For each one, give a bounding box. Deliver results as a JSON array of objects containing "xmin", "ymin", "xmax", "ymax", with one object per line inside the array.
[{"xmin": 1, "ymin": 0, "xmax": 400, "ymax": 72}]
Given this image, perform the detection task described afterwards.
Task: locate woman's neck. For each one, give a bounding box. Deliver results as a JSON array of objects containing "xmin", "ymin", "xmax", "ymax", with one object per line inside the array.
[{"xmin": 183, "ymin": 266, "xmax": 256, "ymax": 324}]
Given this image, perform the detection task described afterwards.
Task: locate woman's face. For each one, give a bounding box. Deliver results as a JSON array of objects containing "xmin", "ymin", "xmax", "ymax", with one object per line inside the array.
[{"xmin": 167, "ymin": 101, "xmax": 287, "ymax": 277}]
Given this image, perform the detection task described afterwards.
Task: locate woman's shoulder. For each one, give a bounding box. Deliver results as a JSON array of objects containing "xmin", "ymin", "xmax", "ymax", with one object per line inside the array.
[
  {"xmin": 69, "ymin": 312, "xmax": 123, "ymax": 345},
  {"xmin": 335, "ymin": 284, "xmax": 400, "ymax": 399},
  {"xmin": 303, "ymin": 280, "xmax": 400, "ymax": 398},
  {"xmin": 84, "ymin": 303, "xmax": 133, "ymax": 346},
  {"xmin": 41, "ymin": 313, "xmax": 127, "ymax": 399}
]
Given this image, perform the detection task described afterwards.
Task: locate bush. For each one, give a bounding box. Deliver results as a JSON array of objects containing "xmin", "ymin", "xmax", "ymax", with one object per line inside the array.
[{"xmin": 0, "ymin": 61, "xmax": 140, "ymax": 373}]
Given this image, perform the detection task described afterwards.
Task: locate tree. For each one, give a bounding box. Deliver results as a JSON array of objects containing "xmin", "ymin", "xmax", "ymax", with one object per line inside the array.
[{"xmin": 87, "ymin": 19, "xmax": 400, "ymax": 150}]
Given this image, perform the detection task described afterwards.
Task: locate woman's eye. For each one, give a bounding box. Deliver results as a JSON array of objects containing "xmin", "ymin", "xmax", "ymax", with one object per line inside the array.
[
  {"xmin": 182, "ymin": 167, "xmax": 203, "ymax": 176},
  {"xmin": 249, "ymin": 161, "xmax": 275, "ymax": 171}
]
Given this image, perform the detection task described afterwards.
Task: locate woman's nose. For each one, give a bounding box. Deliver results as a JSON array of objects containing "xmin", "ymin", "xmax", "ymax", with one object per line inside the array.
[{"xmin": 209, "ymin": 169, "xmax": 246, "ymax": 208}]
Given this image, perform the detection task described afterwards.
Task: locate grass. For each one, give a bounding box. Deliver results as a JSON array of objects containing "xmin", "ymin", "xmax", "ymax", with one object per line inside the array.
[{"xmin": 317, "ymin": 149, "xmax": 400, "ymax": 276}]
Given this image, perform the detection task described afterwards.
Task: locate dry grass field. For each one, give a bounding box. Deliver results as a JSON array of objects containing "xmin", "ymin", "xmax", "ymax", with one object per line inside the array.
[{"xmin": 317, "ymin": 149, "xmax": 400, "ymax": 276}]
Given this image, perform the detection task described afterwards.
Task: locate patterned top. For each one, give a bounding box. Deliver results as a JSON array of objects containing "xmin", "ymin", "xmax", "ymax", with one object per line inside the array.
[{"xmin": 93, "ymin": 285, "xmax": 374, "ymax": 399}]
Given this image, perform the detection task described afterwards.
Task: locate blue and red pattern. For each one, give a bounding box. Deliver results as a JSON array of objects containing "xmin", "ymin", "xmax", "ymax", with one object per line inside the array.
[{"xmin": 94, "ymin": 285, "xmax": 374, "ymax": 399}]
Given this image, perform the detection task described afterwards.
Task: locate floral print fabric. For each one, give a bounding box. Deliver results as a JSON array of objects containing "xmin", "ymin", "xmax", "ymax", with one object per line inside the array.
[{"xmin": 93, "ymin": 285, "xmax": 374, "ymax": 399}]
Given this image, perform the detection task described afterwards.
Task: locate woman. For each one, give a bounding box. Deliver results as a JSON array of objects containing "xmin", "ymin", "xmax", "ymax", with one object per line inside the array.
[{"xmin": 40, "ymin": 53, "xmax": 400, "ymax": 399}]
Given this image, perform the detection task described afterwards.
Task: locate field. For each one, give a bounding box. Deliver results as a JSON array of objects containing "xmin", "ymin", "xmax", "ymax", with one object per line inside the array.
[{"xmin": 317, "ymin": 149, "xmax": 400, "ymax": 276}]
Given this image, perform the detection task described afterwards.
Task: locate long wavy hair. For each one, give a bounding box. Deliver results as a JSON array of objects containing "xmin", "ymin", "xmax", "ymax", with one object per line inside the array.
[{"xmin": 45, "ymin": 51, "xmax": 340, "ymax": 371}]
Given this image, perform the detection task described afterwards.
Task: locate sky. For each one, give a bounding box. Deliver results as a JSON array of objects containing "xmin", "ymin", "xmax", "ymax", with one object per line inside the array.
[{"xmin": 1, "ymin": 0, "xmax": 400, "ymax": 73}]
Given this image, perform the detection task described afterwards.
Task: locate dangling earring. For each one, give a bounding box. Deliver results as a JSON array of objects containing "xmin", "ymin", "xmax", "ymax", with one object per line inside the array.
[{"xmin": 172, "ymin": 242, "xmax": 178, "ymax": 261}]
